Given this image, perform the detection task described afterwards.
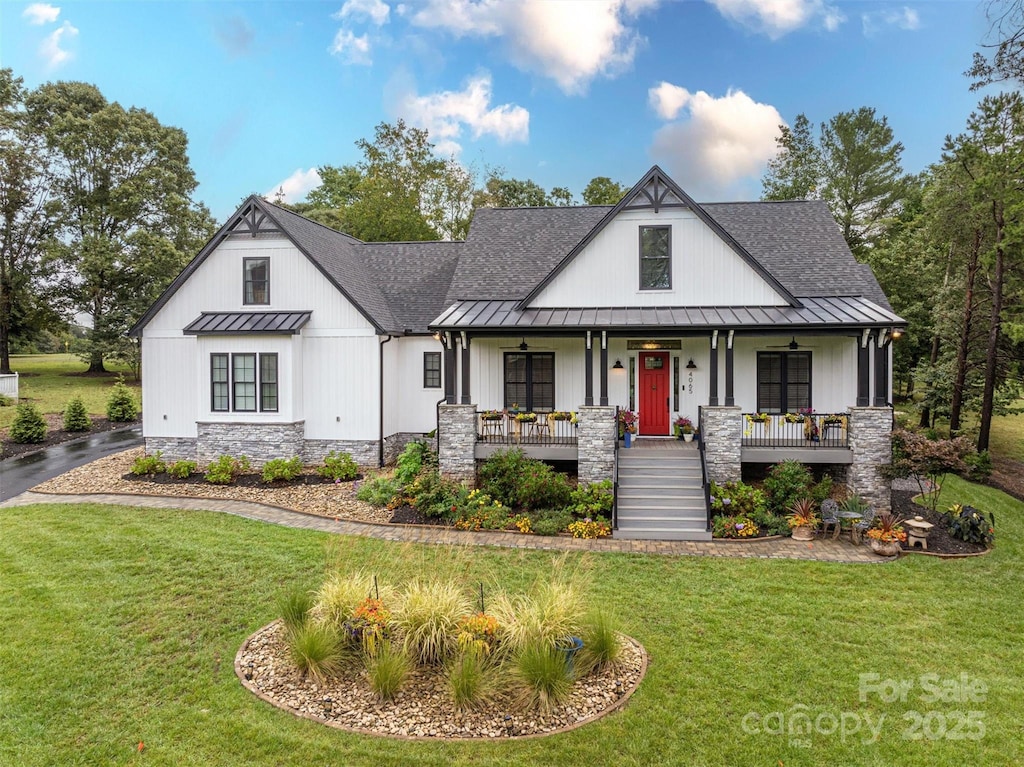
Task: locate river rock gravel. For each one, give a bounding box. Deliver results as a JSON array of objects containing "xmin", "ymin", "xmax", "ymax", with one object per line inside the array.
[{"xmin": 236, "ymin": 620, "xmax": 646, "ymax": 739}]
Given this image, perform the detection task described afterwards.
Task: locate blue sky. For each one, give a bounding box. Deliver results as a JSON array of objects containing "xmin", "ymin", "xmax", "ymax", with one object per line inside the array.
[{"xmin": 2, "ymin": 1, "xmax": 990, "ymax": 222}]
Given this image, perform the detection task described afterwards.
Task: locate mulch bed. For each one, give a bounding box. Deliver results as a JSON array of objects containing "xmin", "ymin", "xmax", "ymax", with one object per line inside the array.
[
  {"xmin": 120, "ymin": 471, "xmax": 362, "ymax": 488},
  {"xmin": 891, "ymin": 490, "xmax": 988, "ymax": 556},
  {"xmin": 388, "ymin": 504, "xmax": 449, "ymax": 526},
  {"xmin": 0, "ymin": 418, "xmax": 135, "ymax": 461}
]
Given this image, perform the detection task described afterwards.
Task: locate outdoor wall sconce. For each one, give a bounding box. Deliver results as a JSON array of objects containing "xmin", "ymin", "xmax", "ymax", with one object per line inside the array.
[
  {"xmin": 612, "ymin": 359, "xmax": 624, "ymax": 369},
  {"xmin": 686, "ymin": 358, "xmax": 697, "ymax": 369}
]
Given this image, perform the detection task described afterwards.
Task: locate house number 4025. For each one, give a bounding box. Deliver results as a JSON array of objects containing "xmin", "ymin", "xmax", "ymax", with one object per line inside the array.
[{"xmin": 688, "ymin": 371, "xmax": 694, "ymax": 395}]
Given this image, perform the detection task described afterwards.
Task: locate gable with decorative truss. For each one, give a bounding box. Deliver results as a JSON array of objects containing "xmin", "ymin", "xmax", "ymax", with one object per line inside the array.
[{"xmin": 225, "ymin": 201, "xmax": 284, "ymax": 238}]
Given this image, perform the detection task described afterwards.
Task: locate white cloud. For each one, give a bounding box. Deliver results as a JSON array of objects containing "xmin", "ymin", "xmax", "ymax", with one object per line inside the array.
[
  {"xmin": 648, "ymin": 81, "xmax": 691, "ymax": 120},
  {"xmin": 334, "ymin": 0, "xmax": 390, "ymax": 25},
  {"xmin": 399, "ymin": 73, "xmax": 529, "ymax": 156},
  {"xmin": 648, "ymin": 86, "xmax": 783, "ymax": 199},
  {"xmin": 862, "ymin": 7, "xmax": 920, "ymax": 36},
  {"xmin": 265, "ymin": 168, "xmax": 322, "ymax": 204},
  {"xmin": 40, "ymin": 20, "xmax": 77, "ymax": 68},
  {"xmin": 708, "ymin": 0, "xmax": 844, "ymax": 38},
  {"xmin": 22, "ymin": 3, "xmax": 60, "ymax": 24},
  {"xmin": 409, "ymin": 0, "xmax": 658, "ymax": 94},
  {"xmin": 329, "ymin": 28, "xmax": 372, "ymax": 65}
]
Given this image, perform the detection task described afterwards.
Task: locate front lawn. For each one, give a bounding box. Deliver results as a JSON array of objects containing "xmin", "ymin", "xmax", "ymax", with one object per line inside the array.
[{"xmin": 0, "ymin": 477, "xmax": 1021, "ymax": 765}]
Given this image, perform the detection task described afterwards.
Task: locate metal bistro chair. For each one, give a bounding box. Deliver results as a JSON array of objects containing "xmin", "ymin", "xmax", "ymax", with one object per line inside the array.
[
  {"xmin": 854, "ymin": 507, "xmax": 877, "ymax": 544},
  {"xmin": 820, "ymin": 499, "xmax": 841, "ymax": 538}
]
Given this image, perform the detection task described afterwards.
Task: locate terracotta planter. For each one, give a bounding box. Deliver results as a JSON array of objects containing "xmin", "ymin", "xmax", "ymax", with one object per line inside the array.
[
  {"xmin": 869, "ymin": 538, "xmax": 901, "ymax": 556},
  {"xmin": 791, "ymin": 524, "xmax": 815, "ymax": 541}
]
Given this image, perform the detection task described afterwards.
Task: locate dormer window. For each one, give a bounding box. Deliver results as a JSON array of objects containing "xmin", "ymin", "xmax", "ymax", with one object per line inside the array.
[
  {"xmin": 244, "ymin": 257, "xmax": 269, "ymax": 304},
  {"xmin": 639, "ymin": 226, "xmax": 671, "ymax": 290}
]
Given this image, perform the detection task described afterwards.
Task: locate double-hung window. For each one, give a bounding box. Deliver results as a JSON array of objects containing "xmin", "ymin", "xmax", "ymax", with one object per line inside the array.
[
  {"xmin": 504, "ymin": 353, "xmax": 554, "ymax": 411},
  {"xmin": 211, "ymin": 352, "xmax": 278, "ymax": 412},
  {"xmin": 423, "ymin": 351, "xmax": 441, "ymax": 388},
  {"xmin": 243, "ymin": 258, "xmax": 269, "ymax": 305},
  {"xmin": 756, "ymin": 352, "xmax": 811, "ymax": 413},
  {"xmin": 639, "ymin": 226, "xmax": 671, "ymax": 290}
]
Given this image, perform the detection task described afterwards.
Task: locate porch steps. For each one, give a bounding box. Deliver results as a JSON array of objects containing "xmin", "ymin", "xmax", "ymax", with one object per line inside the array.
[{"xmin": 615, "ymin": 447, "xmax": 711, "ymax": 541}]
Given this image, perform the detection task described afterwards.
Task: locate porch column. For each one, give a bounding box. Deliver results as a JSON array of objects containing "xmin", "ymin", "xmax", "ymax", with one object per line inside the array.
[
  {"xmin": 584, "ymin": 331, "xmax": 594, "ymax": 406},
  {"xmin": 724, "ymin": 330, "xmax": 735, "ymax": 407},
  {"xmin": 708, "ymin": 331, "xmax": 719, "ymax": 406},
  {"xmin": 460, "ymin": 332, "xmax": 471, "ymax": 405},
  {"xmin": 856, "ymin": 330, "xmax": 870, "ymax": 407},
  {"xmin": 444, "ymin": 333, "xmax": 457, "ymax": 405},
  {"xmin": 873, "ymin": 334, "xmax": 889, "ymax": 406},
  {"xmin": 599, "ymin": 331, "xmax": 609, "ymax": 406}
]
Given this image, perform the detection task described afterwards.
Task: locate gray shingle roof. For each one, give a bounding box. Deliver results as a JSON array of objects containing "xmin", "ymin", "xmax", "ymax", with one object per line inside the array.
[{"xmin": 360, "ymin": 241, "xmax": 462, "ymax": 332}]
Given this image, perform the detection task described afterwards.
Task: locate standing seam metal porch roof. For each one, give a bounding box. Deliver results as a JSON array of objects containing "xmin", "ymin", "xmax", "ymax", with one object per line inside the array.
[
  {"xmin": 184, "ymin": 311, "xmax": 312, "ymax": 335},
  {"xmin": 429, "ymin": 296, "xmax": 904, "ymax": 331}
]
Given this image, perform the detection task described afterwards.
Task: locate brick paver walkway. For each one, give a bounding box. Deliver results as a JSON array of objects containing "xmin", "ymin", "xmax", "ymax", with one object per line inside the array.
[{"xmin": 0, "ymin": 490, "xmax": 891, "ymax": 563}]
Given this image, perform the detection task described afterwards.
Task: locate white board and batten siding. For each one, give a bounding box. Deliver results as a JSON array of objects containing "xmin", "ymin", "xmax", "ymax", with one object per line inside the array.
[
  {"xmin": 531, "ymin": 208, "xmax": 788, "ymax": 309},
  {"xmin": 389, "ymin": 337, "xmax": 447, "ymax": 435},
  {"xmin": 140, "ymin": 235, "xmax": 381, "ymax": 441}
]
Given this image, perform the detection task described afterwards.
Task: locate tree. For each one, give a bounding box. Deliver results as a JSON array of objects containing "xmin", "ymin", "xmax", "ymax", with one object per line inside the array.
[
  {"xmin": 474, "ymin": 174, "xmax": 553, "ymax": 208},
  {"xmin": 582, "ymin": 176, "xmax": 629, "ymax": 205},
  {"xmin": 819, "ymin": 108, "xmax": 911, "ymax": 258},
  {"xmin": 26, "ymin": 81, "xmax": 214, "ymax": 373},
  {"xmin": 761, "ymin": 114, "xmax": 821, "ymax": 201},
  {"xmin": 0, "ymin": 69, "xmax": 59, "ymax": 375},
  {"xmin": 968, "ymin": 0, "xmax": 1024, "ymax": 88}
]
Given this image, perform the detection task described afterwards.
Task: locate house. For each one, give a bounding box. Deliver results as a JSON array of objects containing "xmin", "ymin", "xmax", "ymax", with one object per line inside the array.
[{"xmin": 131, "ymin": 166, "xmax": 904, "ymax": 541}]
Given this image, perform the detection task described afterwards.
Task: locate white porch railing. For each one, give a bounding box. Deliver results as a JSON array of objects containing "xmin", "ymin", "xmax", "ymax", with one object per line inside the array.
[{"xmin": 0, "ymin": 373, "xmax": 18, "ymax": 402}]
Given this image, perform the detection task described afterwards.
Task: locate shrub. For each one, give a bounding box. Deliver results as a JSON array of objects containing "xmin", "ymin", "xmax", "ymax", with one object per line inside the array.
[
  {"xmin": 394, "ymin": 440, "xmax": 433, "ymax": 488},
  {"xmin": 709, "ymin": 481, "xmax": 767, "ymax": 517},
  {"xmin": 577, "ymin": 611, "xmax": 621, "ymax": 674},
  {"xmin": 62, "ymin": 397, "xmax": 91, "ymax": 432},
  {"xmin": 0, "ymin": 393, "xmax": 11, "ymax": 407},
  {"xmin": 106, "ymin": 376, "xmax": 138, "ymax": 422},
  {"xmin": 356, "ymin": 476, "xmax": 401, "ymax": 507},
  {"xmin": 131, "ymin": 451, "xmax": 166, "ymax": 476},
  {"xmin": 394, "ymin": 580, "xmax": 472, "ymax": 665},
  {"xmin": 452, "ymin": 489, "xmax": 511, "ymax": 530},
  {"xmin": 494, "ymin": 581, "xmax": 583, "ymax": 655},
  {"xmin": 763, "ymin": 460, "xmax": 814, "ymax": 514},
  {"xmin": 343, "ymin": 597, "xmax": 393, "ymax": 650},
  {"xmin": 317, "ymin": 450, "xmax": 359, "ymax": 482},
  {"xmin": 512, "ymin": 640, "xmax": 573, "ymax": 712},
  {"xmin": 279, "ymin": 588, "xmax": 314, "ymax": 635},
  {"xmin": 448, "ymin": 649, "xmax": 496, "ymax": 711},
  {"xmin": 964, "ymin": 450, "xmax": 993, "ymax": 482},
  {"xmin": 479, "ymin": 448, "xmax": 532, "ymax": 505},
  {"xmin": 569, "ymin": 480, "xmax": 614, "ymax": 518},
  {"xmin": 517, "ymin": 462, "xmax": 572, "ymax": 511},
  {"xmin": 944, "ymin": 504, "xmax": 995, "ymax": 547},
  {"xmin": 530, "ymin": 508, "xmax": 573, "ymax": 536},
  {"xmin": 261, "ymin": 456, "xmax": 303, "ymax": 482},
  {"xmin": 567, "ymin": 516, "xmax": 611, "ymax": 539},
  {"xmin": 288, "ymin": 622, "xmax": 343, "ymax": 683},
  {"xmin": 365, "ymin": 641, "xmax": 410, "ymax": 701},
  {"xmin": 749, "ymin": 506, "xmax": 791, "ymax": 536},
  {"xmin": 204, "ymin": 454, "xmax": 250, "ymax": 484},
  {"xmin": 167, "ymin": 460, "xmax": 197, "ymax": 479},
  {"xmin": 406, "ymin": 470, "xmax": 460, "ymax": 519},
  {"xmin": 10, "ymin": 402, "xmax": 47, "ymax": 443},
  {"xmin": 456, "ymin": 612, "xmax": 501, "ymax": 657},
  {"xmin": 885, "ymin": 429, "xmax": 975, "ymax": 511}
]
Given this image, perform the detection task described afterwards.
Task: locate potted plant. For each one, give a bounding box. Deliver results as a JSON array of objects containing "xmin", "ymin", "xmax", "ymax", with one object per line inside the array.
[
  {"xmin": 618, "ymin": 409, "xmax": 637, "ymax": 446},
  {"xmin": 673, "ymin": 415, "xmax": 695, "ymax": 442},
  {"xmin": 549, "ymin": 411, "xmax": 573, "ymax": 421},
  {"xmin": 515, "ymin": 412, "xmax": 537, "ymax": 423},
  {"xmin": 480, "ymin": 409, "xmax": 503, "ymax": 421},
  {"xmin": 786, "ymin": 498, "xmax": 820, "ymax": 541},
  {"xmin": 865, "ymin": 512, "xmax": 906, "ymax": 556}
]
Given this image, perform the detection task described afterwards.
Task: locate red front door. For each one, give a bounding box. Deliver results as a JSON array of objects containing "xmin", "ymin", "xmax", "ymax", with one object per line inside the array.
[{"xmin": 638, "ymin": 352, "xmax": 670, "ymax": 435}]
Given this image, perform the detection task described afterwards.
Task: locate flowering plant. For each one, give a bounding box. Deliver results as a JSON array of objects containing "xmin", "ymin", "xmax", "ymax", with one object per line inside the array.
[
  {"xmin": 567, "ymin": 516, "xmax": 612, "ymax": 539},
  {"xmin": 866, "ymin": 511, "xmax": 906, "ymax": 543},
  {"xmin": 786, "ymin": 498, "xmax": 820, "ymax": 529},
  {"xmin": 457, "ymin": 612, "xmax": 500, "ymax": 656},
  {"xmin": 746, "ymin": 412, "xmax": 771, "ymax": 424},
  {"xmin": 783, "ymin": 412, "xmax": 806, "ymax": 424},
  {"xmin": 823, "ymin": 414, "xmax": 848, "ymax": 427},
  {"xmin": 343, "ymin": 597, "xmax": 392, "ymax": 645},
  {"xmin": 618, "ymin": 409, "xmax": 637, "ymax": 435},
  {"xmin": 673, "ymin": 415, "xmax": 695, "ymax": 434},
  {"xmin": 549, "ymin": 411, "xmax": 574, "ymax": 421},
  {"xmin": 712, "ymin": 514, "xmax": 759, "ymax": 538},
  {"xmin": 480, "ymin": 409, "xmax": 503, "ymax": 421},
  {"xmin": 515, "ymin": 412, "xmax": 538, "ymax": 422}
]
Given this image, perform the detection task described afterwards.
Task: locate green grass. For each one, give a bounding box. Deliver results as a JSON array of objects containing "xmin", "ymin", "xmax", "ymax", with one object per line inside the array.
[
  {"xmin": 0, "ymin": 479, "xmax": 1021, "ymax": 765},
  {"xmin": 0, "ymin": 353, "xmax": 138, "ymax": 429},
  {"xmin": 988, "ymin": 399, "xmax": 1024, "ymax": 462}
]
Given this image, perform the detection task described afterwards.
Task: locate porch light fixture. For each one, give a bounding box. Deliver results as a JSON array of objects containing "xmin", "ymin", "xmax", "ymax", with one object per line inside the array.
[
  {"xmin": 519, "ymin": 338, "xmax": 528, "ymax": 351},
  {"xmin": 686, "ymin": 358, "xmax": 697, "ymax": 369},
  {"xmin": 891, "ymin": 328, "xmax": 904, "ymax": 340},
  {"xmin": 612, "ymin": 359, "xmax": 624, "ymax": 369}
]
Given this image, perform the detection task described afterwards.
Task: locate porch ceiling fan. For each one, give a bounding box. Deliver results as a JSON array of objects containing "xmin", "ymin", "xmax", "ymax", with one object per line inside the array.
[
  {"xmin": 766, "ymin": 336, "xmax": 817, "ymax": 350},
  {"xmin": 499, "ymin": 337, "xmax": 530, "ymax": 351}
]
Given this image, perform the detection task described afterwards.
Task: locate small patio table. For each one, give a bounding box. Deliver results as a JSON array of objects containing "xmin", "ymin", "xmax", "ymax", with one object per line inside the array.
[{"xmin": 837, "ymin": 511, "xmax": 863, "ymax": 543}]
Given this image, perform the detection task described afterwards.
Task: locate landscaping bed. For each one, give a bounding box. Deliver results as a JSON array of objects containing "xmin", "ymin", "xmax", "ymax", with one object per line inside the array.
[
  {"xmin": 891, "ymin": 490, "xmax": 989, "ymax": 556},
  {"xmin": 0, "ymin": 415, "xmax": 135, "ymax": 460},
  {"xmin": 237, "ymin": 620, "xmax": 645, "ymax": 739}
]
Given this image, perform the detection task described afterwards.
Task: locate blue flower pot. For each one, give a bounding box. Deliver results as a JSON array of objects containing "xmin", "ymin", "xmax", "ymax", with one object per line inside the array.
[
  {"xmin": 559, "ymin": 636, "xmax": 584, "ymax": 677},
  {"xmin": 624, "ymin": 431, "xmax": 632, "ymax": 448}
]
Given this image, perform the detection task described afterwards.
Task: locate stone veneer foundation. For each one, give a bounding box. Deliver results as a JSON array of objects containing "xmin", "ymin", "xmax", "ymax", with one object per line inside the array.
[
  {"xmin": 846, "ymin": 407, "xmax": 893, "ymax": 512},
  {"xmin": 701, "ymin": 406, "xmax": 742, "ymax": 485},
  {"xmin": 438, "ymin": 404, "xmax": 477, "ymax": 483}
]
